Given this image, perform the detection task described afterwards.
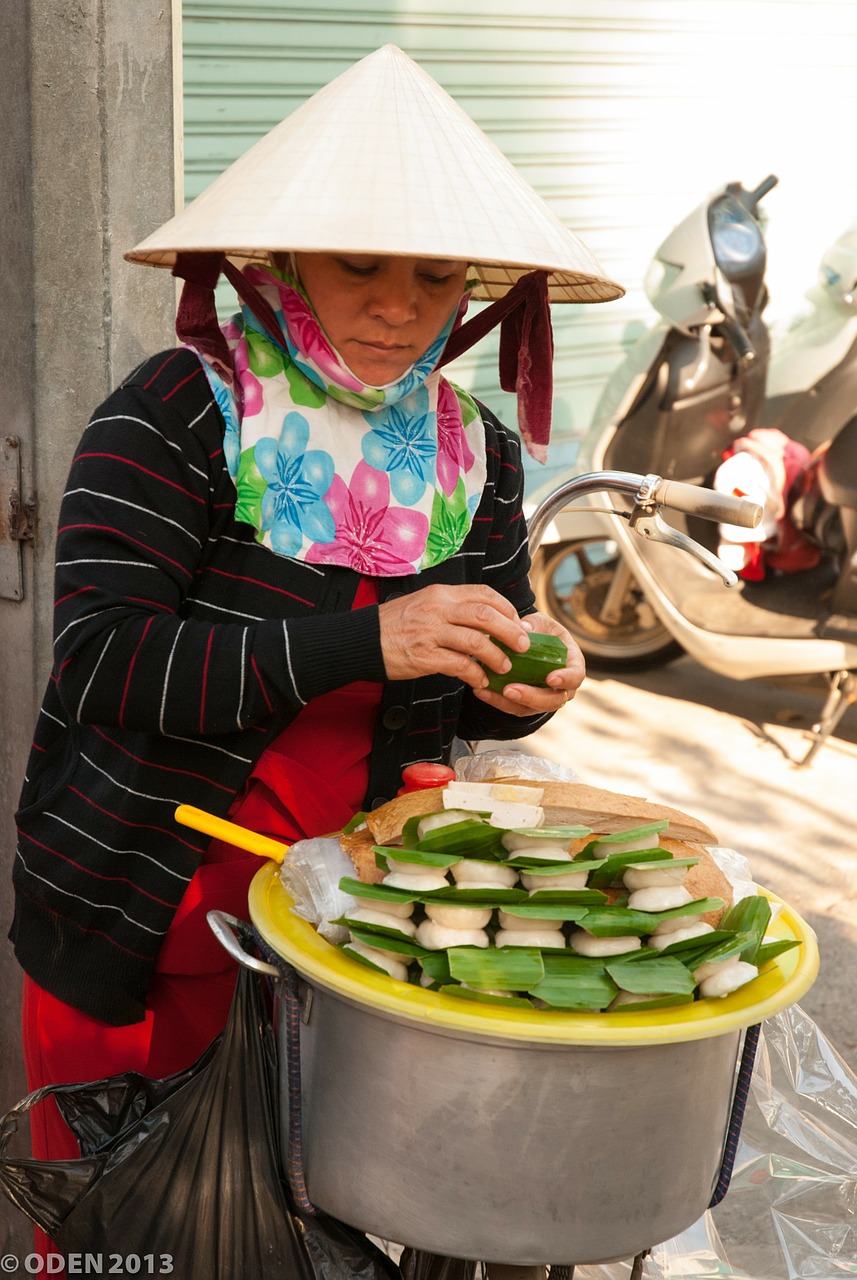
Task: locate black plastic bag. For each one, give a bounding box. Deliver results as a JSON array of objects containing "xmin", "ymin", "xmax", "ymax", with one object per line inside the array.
[{"xmin": 0, "ymin": 962, "xmax": 400, "ymax": 1280}]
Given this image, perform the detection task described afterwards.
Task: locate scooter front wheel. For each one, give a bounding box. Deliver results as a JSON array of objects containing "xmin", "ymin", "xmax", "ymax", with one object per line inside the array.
[{"xmin": 531, "ymin": 537, "xmax": 683, "ymax": 670}]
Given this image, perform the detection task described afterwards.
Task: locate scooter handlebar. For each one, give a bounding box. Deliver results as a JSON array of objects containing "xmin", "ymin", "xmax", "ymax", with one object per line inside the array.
[{"xmin": 656, "ymin": 479, "xmax": 763, "ymax": 528}]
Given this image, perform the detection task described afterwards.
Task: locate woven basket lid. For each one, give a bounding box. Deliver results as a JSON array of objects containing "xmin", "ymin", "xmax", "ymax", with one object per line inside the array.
[{"xmin": 126, "ymin": 45, "xmax": 623, "ymax": 304}]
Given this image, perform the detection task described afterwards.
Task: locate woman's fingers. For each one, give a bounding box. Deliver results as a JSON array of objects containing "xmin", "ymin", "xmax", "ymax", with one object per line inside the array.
[
  {"xmin": 378, "ymin": 584, "xmax": 531, "ymax": 685},
  {"xmin": 471, "ymin": 610, "xmax": 586, "ymax": 716},
  {"xmin": 473, "ymin": 682, "xmax": 568, "ymax": 718},
  {"xmin": 521, "ymin": 610, "xmax": 586, "ymax": 696}
]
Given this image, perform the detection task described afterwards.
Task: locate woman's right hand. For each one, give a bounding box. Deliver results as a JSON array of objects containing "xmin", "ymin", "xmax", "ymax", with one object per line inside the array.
[{"xmin": 378, "ymin": 583, "xmax": 532, "ymax": 687}]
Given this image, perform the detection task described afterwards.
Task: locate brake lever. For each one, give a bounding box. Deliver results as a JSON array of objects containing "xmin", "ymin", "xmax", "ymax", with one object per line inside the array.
[{"xmin": 629, "ymin": 507, "xmax": 738, "ymax": 587}]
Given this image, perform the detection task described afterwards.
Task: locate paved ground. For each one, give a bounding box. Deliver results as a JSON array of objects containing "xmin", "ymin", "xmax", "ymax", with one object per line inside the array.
[{"xmin": 488, "ymin": 655, "xmax": 857, "ymax": 1073}]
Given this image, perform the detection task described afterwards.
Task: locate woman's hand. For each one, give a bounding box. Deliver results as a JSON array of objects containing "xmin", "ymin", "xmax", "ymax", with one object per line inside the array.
[
  {"xmin": 378, "ymin": 590, "xmax": 585, "ymax": 719},
  {"xmin": 379, "ymin": 584, "xmax": 533, "ymax": 687},
  {"xmin": 471, "ymin": 609, "xmax": 586, "ymax": 719}
]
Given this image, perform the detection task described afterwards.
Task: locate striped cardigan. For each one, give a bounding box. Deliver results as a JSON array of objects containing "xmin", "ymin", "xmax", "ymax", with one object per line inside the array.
[{"xmin": 11, "ymin": 348, "xmax": 550, "ymax": 1024}]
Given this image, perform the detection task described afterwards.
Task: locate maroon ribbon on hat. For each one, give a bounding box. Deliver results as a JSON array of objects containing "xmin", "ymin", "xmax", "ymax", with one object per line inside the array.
[
  {"xmin": 173, "ymin": 252, "xmax": 229, "ymax": 365},
  {"xmin": 440, "ymin": 270, "xmax": 554, "ymax": 461},
  {"xmin": 173, "ymin": 253, "xmax": 287, "ymax": 361}
]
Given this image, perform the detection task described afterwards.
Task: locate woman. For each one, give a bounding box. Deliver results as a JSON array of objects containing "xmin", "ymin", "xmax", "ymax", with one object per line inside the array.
[{"xmin": 12, "ymin": 46, "xmax": 623, "ymax": 1176}]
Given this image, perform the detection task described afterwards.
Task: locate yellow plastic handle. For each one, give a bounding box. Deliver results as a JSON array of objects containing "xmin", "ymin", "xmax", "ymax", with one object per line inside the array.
[{"xmin": 174, "ymin": 804, "xmax": 288, "ymax": 864}]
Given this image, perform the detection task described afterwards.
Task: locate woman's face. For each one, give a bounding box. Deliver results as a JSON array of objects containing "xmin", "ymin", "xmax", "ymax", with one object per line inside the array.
[{"xmin": 293, "ymin": 252, "xmax": 469, "ymax": 385}]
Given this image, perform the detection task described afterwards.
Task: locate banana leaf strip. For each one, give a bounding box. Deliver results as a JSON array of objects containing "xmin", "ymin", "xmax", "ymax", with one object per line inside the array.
[
  {"xmin": 419, "ymin": 952, "xmax": 453, "ymax": 984},
  {"xmin": 605, "ymin": 956, "xmax": 697, "ymax": 995},
  {"xmin": 420, "ymin": 886, "xmax": 527, "ymax": 903},
  {"xmin": 755, "ymin": 938, "xmax": 801, "ymax": 967},
  {"xmin": 594, "ymin": 946, "xmax": 660, "ymax": 964},
  {"xmin": 587, "ymin": 848, "xmax": 673, "ymax": 889},
  {"xmin": 500, "ymin": 903, "xmax": 590, "ymax": 921},
  {"xmin": 405, "ymin": 816, "xmax": 504, "ymax": 858},
  {"xmin": 579, "ymin": 822, "xmax": 668, "ymax": 858},
  {"xmin": 506, "ymin": 825, "xmax": 592, "ymax": 840},
  {"xmin": 541, "ymin": 954, "xmax": 610, "ymax": 975},
  {"xmin": 525, "ymin": 888, "xmax": 609, "ymax": 905},
  {"xmin": 373, "ymin": 845, "xmax": 461, "ymax": 870},
  {"xmin": 513, "ymin": 858, "xmax": 606, "ymax": 875},
  {"xmin": 609, "ymin": 993, "xmax": 695, "ymax": 1012},
  {"xmin": 719, "ymin": 895, "xmax": 772, "ymax": 964},
  {"xmin": 347, "ymin": 927, "xmax": 430, "ymax": 958},
  {"xmin": 447, "ymin": 946, "xmax": 545, "ymax": 990},
  {"xmin": 575, "ymin": 907, "xmax": 656, "ymax": 937},
  {"xmin": 438, "ymin": 985, "xmax": 534, "ymax": 1009},
  {"xmin": 530, "ymin": 972, "xmax": 618, "ymax": 1009},
  {"xmin": 679, "ymin": 931, "xmax": 752, "ymax": 971},
  {"xmin": 334, "ymin": 915, "xmax": 418, "ymax": 943},
  {"xmin": 623, "ymin": 856, "xmax": 700, "ymax": 871},
  {"xmin": 655, "ymin": 928, "xmax": 736, "ymax": 955},
  {"xmin": 339, "ymin": 876, "xmax": 421, "ymax": 903},
  {"xmin": 650, "ymin": 897, "xmax": 725, "ymax": 924},
  {"xmin": 341, "ymin": 945, "xmax": 389, "ymax": 973},
  {"xmin": 505, "ymin": 855, "xmax": 606, "ymax": 871}
]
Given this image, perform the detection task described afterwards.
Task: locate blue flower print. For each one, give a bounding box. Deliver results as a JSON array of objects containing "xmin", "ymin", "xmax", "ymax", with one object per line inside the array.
[
  {"xmin": 223, "ymin": 418, "xmax": 241, "ymax": 480},
  {"xmin": 200, "ymin": 365, "xmax": 242, "ymax": 479},
  {"xmin": 361, "ymin": 390, "xmax": 437, "ymax": 506},
  {"xmin": 254, "ymin": 412, "xmax": 336, "ymax": 555}
]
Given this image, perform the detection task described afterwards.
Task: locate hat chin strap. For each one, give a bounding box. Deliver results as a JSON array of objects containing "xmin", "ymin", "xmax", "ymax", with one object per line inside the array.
[
  {"xmin": 174, "ymin": 254, "xmax": 554, "ymax": 461},
  {"xmin": 440, "ymin": 270, "xmax": 553, "ymax": 461},
  {"xmin": 173, "ymin": 252, "xmax": 229, "ymax": 367},
  {"xmin": 173, "ymin": 252, "xmax": 289, "ymax": 362}
]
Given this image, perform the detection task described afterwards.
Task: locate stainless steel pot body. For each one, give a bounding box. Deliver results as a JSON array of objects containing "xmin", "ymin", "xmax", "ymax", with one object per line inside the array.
[{"xmin": 277, "ymin": 980, "xmax": 740, "ymax": 1266}]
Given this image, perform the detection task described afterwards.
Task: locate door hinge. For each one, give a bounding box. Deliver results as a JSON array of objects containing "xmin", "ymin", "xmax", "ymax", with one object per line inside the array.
[
  {"xmin": 9, "ymin": 491, "xmax": 36, "ymax": 541},
  {"xmin": 1, "ymin": 435, "xmax": 35, "ymax": 600}
]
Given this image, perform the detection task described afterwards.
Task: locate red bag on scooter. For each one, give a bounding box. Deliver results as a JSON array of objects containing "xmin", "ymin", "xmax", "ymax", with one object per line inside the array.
[{"xmin": 715, "ymin": 428, "xmax": 821, "ymax": 578}]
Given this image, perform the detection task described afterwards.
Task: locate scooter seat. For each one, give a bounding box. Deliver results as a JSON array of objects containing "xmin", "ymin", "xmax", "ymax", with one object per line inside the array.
[{"xmin": 681, "ymin": 559, "xmax": 838, "ymax": 639}]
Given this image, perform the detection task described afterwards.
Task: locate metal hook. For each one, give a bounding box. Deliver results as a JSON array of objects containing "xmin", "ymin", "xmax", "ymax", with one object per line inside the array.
[{"xmin": 206, "ymin": 909, "xmax": 282, "ymax": 978}]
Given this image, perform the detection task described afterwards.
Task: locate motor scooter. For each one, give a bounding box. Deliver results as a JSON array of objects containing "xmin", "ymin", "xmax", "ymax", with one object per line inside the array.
[{"xmin": 527, "ymin": 177, "xmax": 857, "ymax": 764}]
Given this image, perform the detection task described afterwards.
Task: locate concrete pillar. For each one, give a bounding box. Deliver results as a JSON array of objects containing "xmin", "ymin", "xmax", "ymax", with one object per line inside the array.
[{"xmin": 0, "ymin": 0, "xmax": 178, "ymax": 1253}]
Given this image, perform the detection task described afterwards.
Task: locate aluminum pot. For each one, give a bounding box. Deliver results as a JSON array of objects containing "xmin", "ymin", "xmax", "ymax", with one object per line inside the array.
[
  {"xmin": 242, "ymin": 866, "xmax": 818, "ymax": 1267},
  {"xmin": 284, "ymin": 979, "xmax": 737, "ymax": 1264}
]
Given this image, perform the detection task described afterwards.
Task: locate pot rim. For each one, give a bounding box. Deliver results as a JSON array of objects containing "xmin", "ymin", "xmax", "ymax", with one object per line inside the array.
[{"xmin": 248, "ymin": 863, "xmax": 818, "ymax": 1046}]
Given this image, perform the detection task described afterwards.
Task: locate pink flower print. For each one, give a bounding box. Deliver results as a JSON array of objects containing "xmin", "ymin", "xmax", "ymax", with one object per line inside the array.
[
  {"xmin": 435, "ymin": 380, "xmax": 475, "ymax": 495},
  {"xmin": 306, "ymin": 461, "xmax": 428, "ymax": 575},
  {"xmin": 277, "ymin": 285, "xmax": 365, "ymax": 392},
  {"xmin": 232, "ymin": 337, "xmax": 264, "ymax": 417}
]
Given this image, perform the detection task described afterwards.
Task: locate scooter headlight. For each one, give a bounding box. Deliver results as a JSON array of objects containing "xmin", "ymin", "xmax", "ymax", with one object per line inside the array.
[{"xmin": 710, "ymin": 201, "xmax": 763, "ymax": 274}]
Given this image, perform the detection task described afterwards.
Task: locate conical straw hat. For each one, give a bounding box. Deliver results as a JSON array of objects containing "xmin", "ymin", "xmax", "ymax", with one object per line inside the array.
[{"xmin": 127, "ymin": 45, "xmax": 623, "ymax": 304}]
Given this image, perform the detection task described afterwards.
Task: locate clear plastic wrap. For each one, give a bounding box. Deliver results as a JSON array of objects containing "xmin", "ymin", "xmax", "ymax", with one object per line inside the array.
[
  {"xmin": 456, "ymin": 749, "xmax": 580, "ymax": 785},
  {"xmin": 705, "ymin": 846, "xmax": 759, "ymax": 907},
  {"xmin": 278, "ymin": 835, "xmax": 357, "ymax": 943},
  {"xmin": 571, "ymin": 1003, "xmax": 857, "ymax": 1279}
]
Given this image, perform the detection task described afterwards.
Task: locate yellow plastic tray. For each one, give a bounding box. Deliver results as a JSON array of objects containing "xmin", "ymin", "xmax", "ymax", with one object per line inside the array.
[{"xmin": 248, "ymin": 860, "xmax": 819, "ymax": 1046}]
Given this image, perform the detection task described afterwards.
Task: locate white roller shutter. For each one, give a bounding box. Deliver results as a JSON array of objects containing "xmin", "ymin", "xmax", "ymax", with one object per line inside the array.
[{"xmin": 182, "ymin": 1, "xmax": 857, "ymax": 486}]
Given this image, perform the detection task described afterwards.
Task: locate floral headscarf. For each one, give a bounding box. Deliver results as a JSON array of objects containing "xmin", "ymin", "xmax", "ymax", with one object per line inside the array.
[{"xmin": 191, "ymin": 265, "xmax": 487, "ymax": 576}]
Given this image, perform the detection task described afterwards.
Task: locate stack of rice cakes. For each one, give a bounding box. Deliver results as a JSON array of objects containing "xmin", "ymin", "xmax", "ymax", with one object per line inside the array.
[{"xmin": 334, "ymin": 780, "xmax": 795, "ymax": 1011}]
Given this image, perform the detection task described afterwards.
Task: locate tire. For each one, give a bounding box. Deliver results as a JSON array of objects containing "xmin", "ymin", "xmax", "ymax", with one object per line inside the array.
[{"xmin": 531, "ymin": 537, "xmax": 683, "ymax": 671}]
